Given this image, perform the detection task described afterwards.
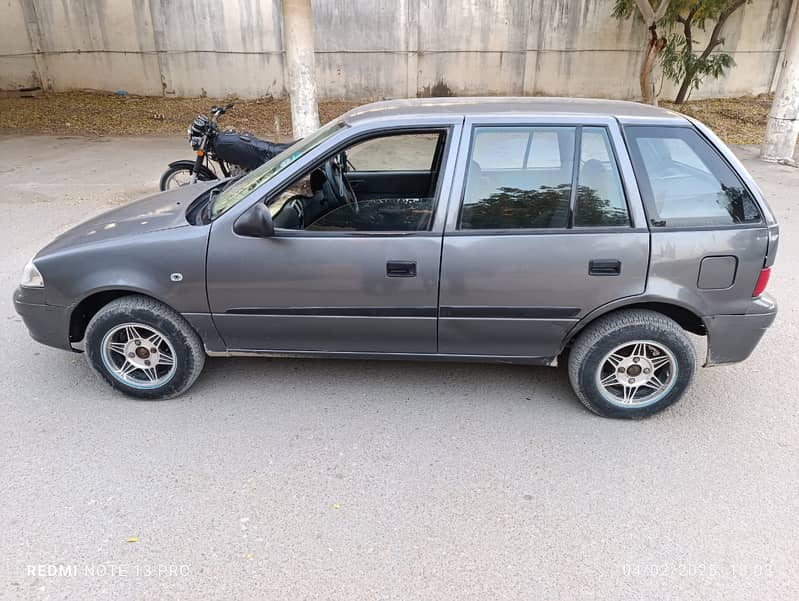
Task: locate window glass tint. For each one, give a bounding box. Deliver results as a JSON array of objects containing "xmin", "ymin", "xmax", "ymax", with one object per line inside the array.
[
  {"xmin": 346, "ymin": 133, "xmax": 438, "ymax": 171},
  {"xmin": 460, "ymin": 126, "xmax": 575, "ymax": 229},
  {"xmin": 626, "ymin": 126, "xmax": 761, "ymax": 227},
  {"xmin": 575, "ymin": 127, "xmax": 629, "ymax": 226}
]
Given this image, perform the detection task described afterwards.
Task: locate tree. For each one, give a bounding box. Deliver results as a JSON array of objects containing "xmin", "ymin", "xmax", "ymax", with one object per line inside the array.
[
  {"xmin": 762, "ymin": 4, "xmax": 799, "ymax": 163},
  {"xmin": 613, "ymin": 0, "xmax": 673, "ymax": 105},
  {"xmin": 661, "ymin": 0, "xmax": 749, "ymax": 104}
]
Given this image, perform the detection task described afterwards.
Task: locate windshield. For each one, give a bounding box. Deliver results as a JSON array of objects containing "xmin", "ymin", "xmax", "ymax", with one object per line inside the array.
[{"xmin": 209, "ymin": 118, "xmax": 348, "ymax": 219}]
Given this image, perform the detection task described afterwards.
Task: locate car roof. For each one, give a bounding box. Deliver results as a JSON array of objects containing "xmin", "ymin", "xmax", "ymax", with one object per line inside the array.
[{"xmin": 342, "ymin": 96, "xmax": 687, "ymax": 125}]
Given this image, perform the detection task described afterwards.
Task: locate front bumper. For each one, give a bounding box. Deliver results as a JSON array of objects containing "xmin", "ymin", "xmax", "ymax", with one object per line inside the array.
[
  {"xmin": 13, "ymin": 287, "xmax": 73, "ymax": 351},
  {"xmin": 703, "ymin": 295, "xmax": 777, "ymax": 366}
]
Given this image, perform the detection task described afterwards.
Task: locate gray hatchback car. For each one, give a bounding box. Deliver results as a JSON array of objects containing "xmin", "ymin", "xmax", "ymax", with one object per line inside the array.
[{"xmin": 14, "ymin": 98, "xmax": 778, "ymax": 418}]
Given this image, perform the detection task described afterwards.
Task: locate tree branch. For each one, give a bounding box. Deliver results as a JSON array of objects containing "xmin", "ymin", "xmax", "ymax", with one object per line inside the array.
[
  {"xmin": 699, "ymin": 0, "xmax": 747, "ymax": 61},
  {"xmin": 653, "ymin": 0, "xmax": 672, "ymax": 21},
  {"xmin": 633, "ymin": 0, "xmax": 656, "ymax": 22},
  {"xmin": 674, "ymin": 0, "xmax": 747, "ymax": 104}
]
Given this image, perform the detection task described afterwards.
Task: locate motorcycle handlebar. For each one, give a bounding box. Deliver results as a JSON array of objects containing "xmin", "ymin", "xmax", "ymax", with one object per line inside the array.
[{"xmin": 211, "ymin": 103, "xmax": 235, "ymax": 115}]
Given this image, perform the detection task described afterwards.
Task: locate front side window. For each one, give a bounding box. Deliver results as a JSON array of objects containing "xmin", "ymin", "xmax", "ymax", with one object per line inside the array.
[
  {"xmin": 267, "ymin": 129, "xmax": 447, "ymax": 232},
  {"xmin": 625, "ymin": 126, "xmax": 761, "ymax": 227},
  {"xmin": 345, "ymin": 133, "xmax": 440, "ymax": 172},
  {"xmin": 209, "ymin": 118, "xmax": 347, "ymax": 220},
  {"xmin": 460, "ymin": 126, "xmax": 576, "ymax": 229}
]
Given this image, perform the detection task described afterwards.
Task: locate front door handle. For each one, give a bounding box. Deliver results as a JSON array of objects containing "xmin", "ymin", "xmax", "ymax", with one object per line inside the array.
[
  {"xmin": 386, "ymin": 261, "xmax": 417, "ymax": 277},
  {"xmin": 589, "ymin": 259, "xmax": 621, "ymax": 276}
]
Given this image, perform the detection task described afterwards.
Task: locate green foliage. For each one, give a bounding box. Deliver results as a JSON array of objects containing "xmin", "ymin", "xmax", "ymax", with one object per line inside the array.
[
  {"xmin": 661, "ymin": 0, "xmax": 735, "ymax": 28},
  {"xmin": 613, "ymin": 0, "xmax": 734, "ymax": 25},
  {"xmin": 612, "ymin": 0, "xmax": 748, "ymax": 102},
  {"xmin": 661, "ymin": 33, "xmax": 735, "ymax": 95},
  {"xmin": 611, "ymin": 0, "xmax": 640, "ymax": 20}
]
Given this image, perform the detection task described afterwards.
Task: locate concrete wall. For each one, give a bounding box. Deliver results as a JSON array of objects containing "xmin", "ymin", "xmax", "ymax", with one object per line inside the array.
[{"xmin": 0, "ymin": 0, "xmax": 793, "ymax": 101}]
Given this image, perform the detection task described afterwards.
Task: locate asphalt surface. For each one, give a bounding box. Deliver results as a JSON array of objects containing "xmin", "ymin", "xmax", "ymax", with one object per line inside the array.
[{"xmin": 0, "ymin": 135, "xmax": 796, "ymax": 600}]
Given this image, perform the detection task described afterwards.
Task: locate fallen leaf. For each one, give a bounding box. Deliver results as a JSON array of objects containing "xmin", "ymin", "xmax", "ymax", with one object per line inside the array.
[{"xmin": 0, "ymin": 90, "xmax": 356, "ymax": 139}]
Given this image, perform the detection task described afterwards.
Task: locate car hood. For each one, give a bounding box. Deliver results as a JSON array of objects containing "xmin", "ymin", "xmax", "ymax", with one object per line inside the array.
[{"xmin": 38, "ymin": 182, "xmax": 215, "ymax": 256}]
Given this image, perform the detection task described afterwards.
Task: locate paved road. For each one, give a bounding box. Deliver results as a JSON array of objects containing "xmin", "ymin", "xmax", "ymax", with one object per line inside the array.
[{"xmin": 0, "ymin": 136, "xmax": 796, "ymax": 600}]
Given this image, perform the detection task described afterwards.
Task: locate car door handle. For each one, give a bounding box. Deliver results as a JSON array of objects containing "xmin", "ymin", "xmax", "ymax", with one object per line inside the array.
[
  {"xmin": 589, "ymin": 259, "xmax": 621, "ymax": 276},
  {"xmin": 386, "ymin": 261, "xmax": 417, "ymax": 277}
]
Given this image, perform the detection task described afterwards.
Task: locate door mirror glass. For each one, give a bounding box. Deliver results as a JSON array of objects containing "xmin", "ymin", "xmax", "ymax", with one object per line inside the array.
[{"xmin": 233, "ymin": 202, "xmax": 275, "ymax": 237}]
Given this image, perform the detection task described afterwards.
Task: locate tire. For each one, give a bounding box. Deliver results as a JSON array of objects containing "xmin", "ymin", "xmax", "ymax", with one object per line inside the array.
[
  {"xmin": 159, "ymin": 165, "xmax": 215, "ymax": 191},
  {"xmin": 85, "ymin": 295, "xmax": 206, "ymax": 400},
  {"xmin": 567, "ymin": 309, "xmax": 696, "ymax": 419}
]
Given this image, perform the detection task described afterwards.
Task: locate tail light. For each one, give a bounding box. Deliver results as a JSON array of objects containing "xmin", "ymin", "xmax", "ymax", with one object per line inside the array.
[{"xmin": 752, "ymin": 267, "xmax": 771, "ymax": 297}]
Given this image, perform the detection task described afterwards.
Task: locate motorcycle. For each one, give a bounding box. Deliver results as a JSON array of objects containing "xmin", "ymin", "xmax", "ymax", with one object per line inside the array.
[{"xmin": 159, "ymin": 103, "xmax": 291, "ymax": 191}]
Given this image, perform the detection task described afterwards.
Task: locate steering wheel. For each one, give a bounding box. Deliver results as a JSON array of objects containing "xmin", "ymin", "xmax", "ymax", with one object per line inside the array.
[{"xmin": 324, "ymin": 153, "xmax": 358, "ymax": 212}]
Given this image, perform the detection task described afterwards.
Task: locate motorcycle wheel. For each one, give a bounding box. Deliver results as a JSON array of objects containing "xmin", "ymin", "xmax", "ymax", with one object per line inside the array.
[{"xmin": 159, "ymin": 166, "xmax": 214, "ymax": 191}]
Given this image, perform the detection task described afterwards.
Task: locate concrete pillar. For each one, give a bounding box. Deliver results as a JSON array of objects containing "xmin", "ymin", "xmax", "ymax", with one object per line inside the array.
[
  {"xmin": 762, "ymin": 4, "xmax": 799, "ymax": 163},
  {"xmin": 19, "ymin": 0, "xmax": 51, "ymax": 90},
  {"xmin": 281, "ymin": 0, "xmax": 320, "ymax": 139},
  {"xmin": 405, "ymin": 0, "xmax": 420, "ymax": 99},
  {"xmin": 147, "ymin": 0, "xmax": 172, "ymax": 95}
]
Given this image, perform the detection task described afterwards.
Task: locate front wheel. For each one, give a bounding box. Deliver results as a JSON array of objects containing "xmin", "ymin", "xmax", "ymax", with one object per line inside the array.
[
  {"xmin": 567, "ymin": 309, "xmax": 696, "ymax": 418},
  {"xmin": 85, "ymin": 295, "xmax": 206, "ymax": 400},
  {"xmin": 159, "ymin": 165, "xmax": 215, "ymax": 191}
]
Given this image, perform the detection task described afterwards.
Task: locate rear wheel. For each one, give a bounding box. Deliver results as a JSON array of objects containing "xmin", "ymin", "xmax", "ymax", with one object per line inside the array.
[
  {"xmin": 567, "ymin": 309, "xmax": 696, "ymax": 418},
  {"xmin": 85, "ymin": 295, "xmax": 205, "ymax": 399}
]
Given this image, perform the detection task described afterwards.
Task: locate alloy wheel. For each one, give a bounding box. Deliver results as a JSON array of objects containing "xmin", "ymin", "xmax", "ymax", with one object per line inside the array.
[
  {"xmin": 100, "ymin": 323, "xmax": 177, "ymax": 389},
  {"xmin": 595, "ymin": 340, "xmax": 678, "ymax": 407}
]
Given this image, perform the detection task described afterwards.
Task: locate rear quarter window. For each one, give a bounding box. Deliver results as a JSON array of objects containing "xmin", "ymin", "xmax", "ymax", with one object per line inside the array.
[{"xmin": 624, "ymin": 125, "xmax": 761, "ymax": 228}]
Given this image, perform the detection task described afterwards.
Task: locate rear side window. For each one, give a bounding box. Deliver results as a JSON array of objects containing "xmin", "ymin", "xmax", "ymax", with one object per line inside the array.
[
  {"xmin": 575, "ymin": 127, "xmax": 630, "ymax": 227},
  {"xmin": 625, "ymin": 126, "xmax": 761, "ymax": 227},
  {"xmin": 460, "ymin": 126, "xmax": 576, "ymax": 229}
]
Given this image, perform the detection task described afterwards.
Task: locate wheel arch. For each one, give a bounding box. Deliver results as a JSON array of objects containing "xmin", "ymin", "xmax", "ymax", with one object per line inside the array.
[
  {"xmin": 68, "ymin": 288, "xmax": 173, "ymax": 345},
  {"xmin": 561, "ymin": 299, "xmax": 706, "ymax": 353}
]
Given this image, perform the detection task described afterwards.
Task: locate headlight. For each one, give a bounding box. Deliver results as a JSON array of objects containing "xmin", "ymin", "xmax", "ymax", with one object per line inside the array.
[{"xmin": 21, "ymin": 258, "xmax": 44, "ymax": 288}]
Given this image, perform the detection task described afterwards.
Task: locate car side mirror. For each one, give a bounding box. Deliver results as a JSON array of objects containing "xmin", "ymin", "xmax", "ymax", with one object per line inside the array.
[{"xmin": 233, "ymin": 202, "xmax": 275, "ymax": 238}]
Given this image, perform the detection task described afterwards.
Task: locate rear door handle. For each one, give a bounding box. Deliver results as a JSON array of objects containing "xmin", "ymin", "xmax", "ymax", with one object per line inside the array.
[
  {"xmin": 386, "ymin": 261, "xmax": 417, "ymax": 277},
  {"xmin": 589, "ymin": 259, "xmax": 621, "ymax": 276}
]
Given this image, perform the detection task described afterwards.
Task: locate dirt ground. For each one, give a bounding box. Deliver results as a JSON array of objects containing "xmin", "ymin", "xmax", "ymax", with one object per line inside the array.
[
  {"xmin": 0, "ymin": 90, "xmax": 773, "ymax": 145},
  {"xmin": 661, "ymin": 94, "xmax": 773, "ymax": 146},
  {"xmin": 0, "ymin": 91, "xmax": 357, "ymax": 140}
]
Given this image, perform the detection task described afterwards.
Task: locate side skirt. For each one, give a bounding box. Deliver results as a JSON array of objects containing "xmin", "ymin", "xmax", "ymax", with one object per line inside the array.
[{"xmin": 205, "ymin": 348, "xmax": 557, "ymax": 366}]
